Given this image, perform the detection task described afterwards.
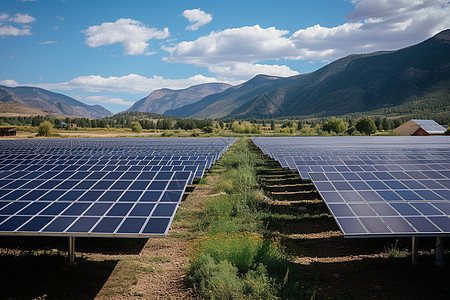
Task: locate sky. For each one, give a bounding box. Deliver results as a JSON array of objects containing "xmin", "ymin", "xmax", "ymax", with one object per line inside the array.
[{"xmin": 1, "ymin": 0, "xmax": 449, "ymax": 114}]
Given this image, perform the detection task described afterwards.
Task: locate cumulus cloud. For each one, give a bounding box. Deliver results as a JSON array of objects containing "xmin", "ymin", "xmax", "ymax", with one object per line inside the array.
[
  {"xmin": 209, "ymin": 63, "xmax": 299, "ymax": 82},
  {"xmin": 0, "ymin": 79, "xmax": 19, "ymax": 87},
  {"xmin": 0, "ymin": 12, "xmax": 36, "ymax": 36},
  {"xmin": 84, "ymin": 95, "xmax": 134, "ymax": 106},
  {"xmin": 39, "ymin": 40, "xmax": 57, "ymax": 44},
  {"xmin": 164, "ymin": 25, "xmax": 298, "ymax": 65},
  {"xmin": 83, "ymin": 18, "xmax": 169, "ymax": 55},
  {"xmin": 25, "ymin": 73, "xmax": 222, "ymax": 94},
  {"xmin": 182, "ymin": 8, "xmax": 212, "ymax": 31},
  {"xmin": 0, "ymin": 25, "xmax": 31, "ymax": 36},
  {"xmin": 11, "ymin": 13, "xmax": 36, "ymax": 23},
  {"xmin": 165, "ymin": 1, "xmax": 450, "ymax": 80}
]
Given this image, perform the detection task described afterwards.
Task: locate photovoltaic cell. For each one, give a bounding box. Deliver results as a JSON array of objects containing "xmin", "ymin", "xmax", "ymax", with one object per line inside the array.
[
  {"xmin": 252, "ymin": 136, "xmax": 450, "ymax": 238},
  {"xmin": 0, "ymin": 137, "xmax": 235, "ymax": 238}
]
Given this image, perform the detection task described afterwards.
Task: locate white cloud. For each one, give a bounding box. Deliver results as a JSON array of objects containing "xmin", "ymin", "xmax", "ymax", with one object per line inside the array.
[
  {"xmin": 163, "ymin": 25, "xmax": 298, "ymax": 65},
  {"xmin": 84, "ymin": 95, "xmax": 134, "ymax": 106},
  {"xmin": 39, "ymin": 40, "xmax": 57, "ymax": 44},
  {"xmin": 0, "ymin": 79, "xmax": 19, "ymax": 87},
  {"xmin": 11, "ymin": 13, "xmax": 36, "ymax": 23},
  {"xmin": 26, "ymin": 73, "xmax": 223, "ymax": 94},
  {"xmin": 83, "ymin": 18, "xmax": 169, "ymax": 55},
  {"xmin": 164, "ymin": 1, "xmax": 450, "ymax": 81},
  {"xmin": 0, "ymin": 25, "xmax": 31, "ymax": 36},
  {"xmin": 209, "ymin": 63, "xmax": 299, "ymax": 82},
  {"xmin": 182, "ymin": 8, "xmax": 212, "ymax": 31},
  {"xmin": 56, "ymin": 16, "xmax": 64, "ymax": 21},
  {"xmin": 0, "ymin": 13, "xmax": 9, "ymax": 22}
]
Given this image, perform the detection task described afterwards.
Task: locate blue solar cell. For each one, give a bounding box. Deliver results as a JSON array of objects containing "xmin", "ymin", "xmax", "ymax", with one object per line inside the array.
[
  {"xmin": 18, "ymin": 202, "xmax": 49, "ymax": 215},
  {"xmin": 320, "ymin": 192, "xmax": 344, "ymax": 203},
  {"xmin": 0, "ymin": 216, "xmax": 30, "ymax": 231},
  {"xmin": 400, "ymin": 180, "xmax": 426, "ymax": 189},
  {"xmin": 382, "ymin": 217, "xmax": 416, "ymax": 233},
  {"xmin": 98, "ymin": 191, "xmax": 122, "ymax": 202},
  {"xmin": 18, "ymin": 216, "xmax": 53, "ymax": 232},
  {"xmin": 84, "ymin": 203, "xmax": 112, "ymax": 216},
  {"xmin": 428, "ymin": 216, "xmax": 450, "ymax": 231},
  {"xmin": 357, "ymin": 173, "xmax": 378, "ymax": 180},
  {"xmin": 140, "ymin": 191, "xmax": 162, "ymax": 202},
  {"xmin": 348, "ymin": 204, "xmax": 376, "ymax": 216},
  {"xmin": 21, "ymin": 190, "xmax": 47, "ymax": 201},
  {"xmin": 118, "ymin": 191, "xmax": 142, "ymax": 202},
  {"xmin": 360, "ymin": 217, "xmax": 391, "ymax": 234},
  {"xmin": 39, "ymin": 202, "xmax": 70, "ymax": 216},
  {"xmin": 155, "ymin": 172, "xmax": 173, "ymax": 180},
  {"xmin": 129, "ymin": 203, "xmax": 155, "ymax": 216},
  {"xmin": 373, "ymin": 172, "xmax": 394, "ymax": 180},
  {"xmin": 110, "ymin": 181, "xmax": 132, "ymax": 190},
  {"xmin": 348, "ymin": 181, "xmax": 371, "ymax": 190},
  {"xmin": 340, "ymin": 191, "xmax": 364, "ymax": 202},
  {"xmin": 384, "ymin": 181, "xmax": 408, "ymax": 190},
  {"xmin": 167, "ymin": 180, "xmax": 187, "ymax": 191},
  {"xmin": 328, "ymin": 204, "xmax": 354, "ymax": 217},
  {"xmin": 410, "ymin": 203, "xmax": 443, "ymax": 215},
  {"xmin": 326, "ymin": 173, "xmax": 344, "ymax": 181},
  {"xmin": 152, "ymin": 203, "xmax": 177, "ymax": 217},
  {"xmin": 58, "ymin": 191, "xmax": 84, "ymax": 202},
  {"xmin": 396, "ymin": 190, "xmax": 422, "ymax": 201},
  {"xmin": 160, "ymin": 191, "xmax": 183, "ymax": 202},
  {"xmin": 66, "ymin": 217, "xmax": 99, "ymax": 233},
  {"xmin": 336, "ymin": 217, "xmax": 367, "ymax": 234},
  {"xmin": 121, "ymin": 172, "xmax": 139, "ymax": 180},
  {"xmin": 0, "ymin": 202, "xmax": 29, "ymax": 215},
  {"xmin": 148, "ymin": 181, "xmax": 168, "ymax": 190},
  {"xmin": 129, "ymin": 181, "xmax": 149, "ymax": 190},
  {"xmin": 309, "ymin": 173, "xmax": 327, "ymax": 181},
  {"xmin": 92, "ymin": 217, "xmax": 122, "ymax": 233},
  {"xmin": 370, "ymin": 203, "xmax": 398, "ymax": 216},
  {"xmin": 104, "ymin": 172, "xmax": 122, "ymax": 179},
  {"xmin": 91, "ymin": 181, "xmax": 114, "ymax": 190},
  {"xmin": 106, "ymin": 203, "xmax": 133, "ymax": 216},
  {"xmin": 390, "ymin": 172, "xmax": 411, "ymax": 180},
  {"xmin": 314, "ymin": 182, "xmax": 335, "ymax": 191},
  {"xmin": 377, "ymin": 191, "xmax": 402, "ymax": 202},
  {"xmin": 117, "ymin": 218, "xmax": 146, "ymax": 233},
  {"xmin": 142, "ymin": 218, "xmax": 170, "ymax": 234},
  {"xmin": 21, "ymin": 181, "xmax": 45, "ymax": 189},
  {"xmin": 406, "ymin": 217, "xmax": 441, "ymax": 233},
  {"xmin": 391, "ymin": 203, "xmax": 420, "ymax": 216},
  {"xmin": 436, "ymin": 180, "xmax": 450, "ymax": 189},
  {"xmin": 359, "ymin": 191, "xmax": 384, "ymax": 202},
  {"xmin": 62, "ymin": 203, "xmax": 91, "ymax": 215},
  {"xmin": 341, "ymin": 172, "xmax": 360, "ymax": 180},
  {"xmin": 422, "ymin": 171, "xmax": 445, "ymax": 179},
  {"xmin": 415, "ymin": 190, "xmax": 443, "ymax": 201}
]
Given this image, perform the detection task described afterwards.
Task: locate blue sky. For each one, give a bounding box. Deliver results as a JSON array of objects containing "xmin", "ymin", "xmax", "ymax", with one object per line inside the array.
[{"xmin": 1, "ymin": 0, "xmax": 449, "ymax": 113}]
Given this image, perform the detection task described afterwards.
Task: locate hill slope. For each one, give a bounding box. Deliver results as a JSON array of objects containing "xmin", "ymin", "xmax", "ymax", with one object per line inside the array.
[
  {"xmin": 165, "ymin": 75, "xmax": 301, "ymax": 118},
  {"xmin": 126, "ymin": 82, "xmax": 231, "ymax": 114},
  {"xmin": 168, "ymin": 29, "xmax": 450, "ymax": 119},
  {"xmin": 0, "ymin": 85, "xmax": 113, "ymax": 118}
]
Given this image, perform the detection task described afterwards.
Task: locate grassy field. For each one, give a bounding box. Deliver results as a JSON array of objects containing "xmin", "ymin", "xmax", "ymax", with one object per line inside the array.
[{"xmin": 0, "ymin": 137, "xmax": 449, "ymax": 299}]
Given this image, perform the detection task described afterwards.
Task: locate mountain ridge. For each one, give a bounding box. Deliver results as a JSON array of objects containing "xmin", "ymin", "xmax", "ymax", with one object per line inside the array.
[{"xmin": 0, "ymin": 85, "xmax": 113, "ymax": 119}]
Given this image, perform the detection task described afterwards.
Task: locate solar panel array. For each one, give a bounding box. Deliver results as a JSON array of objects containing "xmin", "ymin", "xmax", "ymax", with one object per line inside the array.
[
  {"xmin": 252, "ymin": 136, "xmax": 450, "ymax": 238},
  {"xmin": 0, "ymin": 138, "xmax": 235, "ymax": 238}
]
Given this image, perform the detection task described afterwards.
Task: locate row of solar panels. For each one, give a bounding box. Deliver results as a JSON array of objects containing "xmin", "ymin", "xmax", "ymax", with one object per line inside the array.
[
  {"xmin": 0, "ymin": 138, "xmax": 235, "ymax": 238},
  {"xmin": 252, "ymin": 136, "xmax": 450, "ymax": 238}
]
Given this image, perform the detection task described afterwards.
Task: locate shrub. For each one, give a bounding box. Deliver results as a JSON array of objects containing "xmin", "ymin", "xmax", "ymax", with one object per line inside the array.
[
  {"xmin": 130, "ymin": 121, "xmax": 142, "ymax": 133},
  {"xmin": 37, "ymin": 121, "xmax": 53, "ymax": 137},
  {"xmin": 202, "ymin": 126, "xmax": 214, "ymax": 133},
  {"xmin": 355, "ymin": 117, "xmax": 377, "ymax": 135}
]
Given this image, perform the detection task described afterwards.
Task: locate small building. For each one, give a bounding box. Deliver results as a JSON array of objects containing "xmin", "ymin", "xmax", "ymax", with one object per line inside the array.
[
  {"xmin": 0, "ymin": 127, "xmax": 17, "ymax": 137},
  {"xmin": 394, "ymin": 119, "xmax": 446, "ymax": 136}
]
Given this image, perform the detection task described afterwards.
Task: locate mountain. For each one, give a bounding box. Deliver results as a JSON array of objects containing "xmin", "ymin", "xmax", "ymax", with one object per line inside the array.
[
  {"xmin": 167, "ymin": 29, "xmax": 450, "ymax": 119},
  {"xmin": 126, "ymin": 82, "xmax": 231, "ymax": 114},
  {"xmin": 0, "ymin": 102, "xmax": 55, "ymax": 117},
  {"xmin": 0, "ymin": 85, "xmax": 113, "ymax": 118},
  {"xmin": 165, "ymin": 74, "xmax": 301, "ymax": 118}
]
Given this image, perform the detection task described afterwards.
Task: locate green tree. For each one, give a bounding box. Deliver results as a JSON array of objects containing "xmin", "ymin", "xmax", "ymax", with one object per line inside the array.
[
  {"xmin": 270, "ymin": 120, "xmax": 275, "ymax": 130},
  {"xmin": 355, "ymin": 117, "xmax": 377, "ymax": 135},
  {"xmin": 130, "ymin": 121, "xmax": 142, "ymax": 133},
  {"xmin": 322, "ymin": 117, "xmax": 348, "ymax": 134},
  {"xmin": 37, "ymin": 121, "xmax": 53, "ymax": 137},
  {"xmin": 202, "ymin": 126, "xmax": 214, "ymax": 133}
]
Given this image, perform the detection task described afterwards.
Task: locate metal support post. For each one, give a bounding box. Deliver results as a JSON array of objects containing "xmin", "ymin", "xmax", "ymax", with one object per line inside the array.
[
  {"xmin": 434, "ymin": 237, "xmax": 445, "ymax": 267},
  {"xmin": 69, "ymin": 236, "xmax": 76, "ymax": 265},
  {"xmin": 411, "ymin": 237, "xmax": 418, "ymax": 267}
]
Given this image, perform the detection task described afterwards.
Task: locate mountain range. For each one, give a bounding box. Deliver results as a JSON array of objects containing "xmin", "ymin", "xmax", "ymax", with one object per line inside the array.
[
  {"xmin": 0, "ymin": 85, "xmax": 113, "ymax": 119},
  {"xmin": 125, "ymin": 83, "xmax": 231, "ymax": 114},
  {"xmin": 166, "ymin": 29, "xmax": 450, "ymax": 119}
]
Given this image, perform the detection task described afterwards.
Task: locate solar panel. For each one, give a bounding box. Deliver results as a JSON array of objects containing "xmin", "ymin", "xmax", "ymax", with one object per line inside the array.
[
  {"xmin": 252, "ymin": 136, "xmax": 450, "ymax": 238},
  {"xmin": 0, "ymin": 138, "xmax": 235, "ymax": 238}
]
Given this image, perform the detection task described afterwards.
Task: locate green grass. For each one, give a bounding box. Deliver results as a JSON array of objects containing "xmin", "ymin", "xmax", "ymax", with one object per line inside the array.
[{"xmin": 187, "ymin": 137, "xmax": 309, "ymax": 299}]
